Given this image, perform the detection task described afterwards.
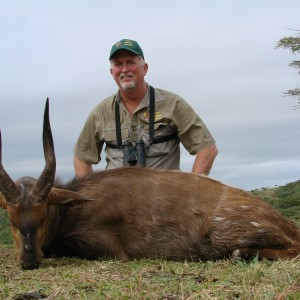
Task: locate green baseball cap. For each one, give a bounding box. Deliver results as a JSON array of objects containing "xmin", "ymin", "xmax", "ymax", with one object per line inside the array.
[{"xmin": 109, "ymin": 39, "xmax": 144, "ymax": 60}]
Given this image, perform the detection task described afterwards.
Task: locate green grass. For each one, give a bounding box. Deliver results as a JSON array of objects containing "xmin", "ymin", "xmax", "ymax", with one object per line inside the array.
[{"xmin": 0, "ymin": 245, "xmax": 300, "ymax": 299}]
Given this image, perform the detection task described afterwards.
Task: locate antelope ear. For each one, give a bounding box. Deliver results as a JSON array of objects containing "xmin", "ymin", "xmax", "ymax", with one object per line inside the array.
[
  {"xmin": 0, "ymin": 192, "xmax": 8, "ymax": 209},
  {"xmin": 48, "ymin": 188, "xmax": 94, "ymax": 205}
]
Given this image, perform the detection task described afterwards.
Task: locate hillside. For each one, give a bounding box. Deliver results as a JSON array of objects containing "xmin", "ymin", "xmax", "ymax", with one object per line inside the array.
[
  {"xmin": 251, "ymin": 180, "xmax": 300, "ymax": 225},
  {"xmin": 1, "ymin": 180, "xmax": 300, "ymax": 244}
]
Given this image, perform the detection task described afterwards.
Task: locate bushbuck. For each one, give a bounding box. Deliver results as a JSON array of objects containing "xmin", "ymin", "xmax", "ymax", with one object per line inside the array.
[{"xmin": 0, "ymin": 99, "xmax": 300, "ymax": 270}]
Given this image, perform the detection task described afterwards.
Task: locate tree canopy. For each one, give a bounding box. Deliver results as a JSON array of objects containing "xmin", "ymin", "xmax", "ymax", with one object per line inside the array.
[{"xmin": 276, "ymin": 29, "xmax": 300, "ymax": 109}]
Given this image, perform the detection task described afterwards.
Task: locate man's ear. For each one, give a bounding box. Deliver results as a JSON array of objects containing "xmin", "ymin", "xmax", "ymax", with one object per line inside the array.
[{"xmin": 143, "ymin": 63, "xmax": 149, "ymax": 76}]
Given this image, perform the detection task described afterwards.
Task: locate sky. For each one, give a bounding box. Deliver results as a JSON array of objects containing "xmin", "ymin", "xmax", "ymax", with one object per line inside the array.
[{"xmin": 0, "ymin": 0, "xmax": 299, "ymax": 191}]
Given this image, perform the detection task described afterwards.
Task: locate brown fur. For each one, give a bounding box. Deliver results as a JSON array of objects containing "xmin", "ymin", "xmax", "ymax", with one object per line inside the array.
[
  {"xmin": 3, "ymin": 167, "xmax": 300, "ymax": 269},
  {"xmin": 1, "ymin": 100, "xmax": 300, "ymax": 269}
]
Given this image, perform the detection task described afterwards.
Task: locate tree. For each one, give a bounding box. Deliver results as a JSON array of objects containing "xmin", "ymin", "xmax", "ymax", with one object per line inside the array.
[{"xmin": 276, "ymin": 29, "xmax": 300, "ymax": 109}]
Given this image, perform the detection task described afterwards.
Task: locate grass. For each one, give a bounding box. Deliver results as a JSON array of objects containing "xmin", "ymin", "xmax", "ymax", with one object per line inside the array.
[{"xmin": 0, "ymin": 244, "xmax": 300, "ymax": 299}]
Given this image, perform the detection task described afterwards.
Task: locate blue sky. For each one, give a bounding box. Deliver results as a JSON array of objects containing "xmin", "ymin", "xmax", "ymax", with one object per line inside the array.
[{"xmin": 0, "ymin": 0, "xmax": 299, "ymax": 190}]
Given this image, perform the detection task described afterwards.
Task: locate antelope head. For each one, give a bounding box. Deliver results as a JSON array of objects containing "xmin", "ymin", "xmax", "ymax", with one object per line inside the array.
[{"xmin": 0, "ymin": 99, "xmax": 56, "ymax": 269}]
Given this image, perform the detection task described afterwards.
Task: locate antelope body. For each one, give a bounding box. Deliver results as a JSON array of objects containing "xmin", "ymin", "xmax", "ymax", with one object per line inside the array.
[{"xmin": 0, "ymin": 100, "xmax": 300, "ymax": 270}]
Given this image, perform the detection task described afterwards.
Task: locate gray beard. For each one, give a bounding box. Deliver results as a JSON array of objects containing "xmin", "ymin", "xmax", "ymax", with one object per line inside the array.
[{"xmin": 121, "ymin": 81, "xmax": 136, "ymax": 90}]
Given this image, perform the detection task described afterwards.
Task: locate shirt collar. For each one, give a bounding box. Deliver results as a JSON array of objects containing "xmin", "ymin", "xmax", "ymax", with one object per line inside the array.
[{"xmin": 115, "ymin": 83, "xmax": 151, "ymax": 110}]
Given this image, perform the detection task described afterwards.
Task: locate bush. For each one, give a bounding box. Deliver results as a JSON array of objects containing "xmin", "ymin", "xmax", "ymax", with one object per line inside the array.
[{"xmin": 0, "ymin": 209, "xmax": 12, "ymax": 244}]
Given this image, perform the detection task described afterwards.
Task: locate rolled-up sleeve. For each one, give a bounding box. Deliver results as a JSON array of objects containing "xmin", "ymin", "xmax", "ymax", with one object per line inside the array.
[
  {"xmin": 73, "ymin": 108, "xmax": 104, "ymax": 164},
  {"xmin": 172, "ymin": 97, "xmax": 215, "ymax": 155}
]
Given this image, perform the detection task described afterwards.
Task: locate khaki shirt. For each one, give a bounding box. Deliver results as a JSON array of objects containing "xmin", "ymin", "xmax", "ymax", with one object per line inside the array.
[{"xmin": 74, "ymin": 86, "xmax": 215, "ymax": 170}]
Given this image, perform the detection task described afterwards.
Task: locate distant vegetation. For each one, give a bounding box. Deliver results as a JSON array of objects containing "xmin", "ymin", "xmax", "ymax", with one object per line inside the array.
[
  {"xmin": 0, "ymin": 207, "xmax": 11, "ymax": 244},
  {"xmin": 251, "ymin": 180, "xmax": 300, "ymax": 225}
]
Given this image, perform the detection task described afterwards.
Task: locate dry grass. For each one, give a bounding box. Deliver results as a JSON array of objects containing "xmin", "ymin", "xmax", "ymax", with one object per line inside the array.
[{"xmin": 1, "ymin": 245, "xmax": 300, "ymax": 300}]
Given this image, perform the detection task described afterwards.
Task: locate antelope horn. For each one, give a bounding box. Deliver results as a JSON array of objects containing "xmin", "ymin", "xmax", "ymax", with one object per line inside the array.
[
  {"xmin": 0, "ymin": 130, "xmax": 20, "ymax": 204},
  {"xmin": 32, "ymin": 98, "xmax": 56, "ymax": 203}
]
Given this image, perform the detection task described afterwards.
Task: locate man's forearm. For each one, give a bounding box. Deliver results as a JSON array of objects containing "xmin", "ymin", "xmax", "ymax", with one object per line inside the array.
[
  {"xmin": 192, "ymin": 144, "xmax": 218, "ymax": 175},
  {"xmin": 73, "ymin": 155, "xmax": 93, "ymax": 177}
]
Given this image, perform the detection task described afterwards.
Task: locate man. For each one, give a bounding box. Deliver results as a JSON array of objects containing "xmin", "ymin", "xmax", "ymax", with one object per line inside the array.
[{"xmin": 73, "ymin": 39, "xmax": 218, "ymax": 177}]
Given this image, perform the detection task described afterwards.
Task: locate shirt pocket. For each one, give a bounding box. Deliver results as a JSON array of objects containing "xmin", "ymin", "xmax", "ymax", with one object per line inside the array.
[
  {"xmin": 101, "ymin": 127, "xmax": 130, "ymax": 147},
  {"xmin": 143, "ymin": 122, "xmax": 178, "ymax": 157}
]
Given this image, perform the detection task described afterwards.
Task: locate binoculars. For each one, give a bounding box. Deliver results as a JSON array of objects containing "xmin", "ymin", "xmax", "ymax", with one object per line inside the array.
[{"xmin": 122, "ymin": 140, "xmax": 145, "ymax": 167}]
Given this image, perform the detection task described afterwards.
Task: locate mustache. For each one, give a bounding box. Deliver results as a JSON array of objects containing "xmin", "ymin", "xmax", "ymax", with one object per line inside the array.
[{"xmin": 120, "ymin": 72, "xmax": 134, "ymax": 79}]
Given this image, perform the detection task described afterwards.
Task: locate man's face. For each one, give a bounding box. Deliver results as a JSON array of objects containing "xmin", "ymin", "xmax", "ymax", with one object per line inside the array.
[{"xmin": 110, "ymin": 50, "xmax": 148, "ymax": 91}]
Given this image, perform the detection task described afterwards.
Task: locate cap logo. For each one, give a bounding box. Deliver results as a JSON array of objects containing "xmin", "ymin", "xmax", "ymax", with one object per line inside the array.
[{"xmin": 123, "ymin": 40, "xmax": 133, "ymax": 47}]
